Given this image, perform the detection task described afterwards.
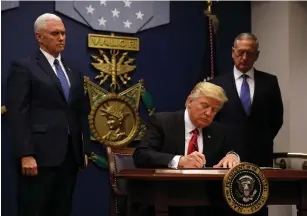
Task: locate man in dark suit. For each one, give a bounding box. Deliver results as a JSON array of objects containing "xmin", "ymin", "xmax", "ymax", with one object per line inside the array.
[
  {"xmin": 210, "ymin": 33, "xmax": 284, "ymax": 216},
  {"xmin": 6, "ymin": 13, "xmax": 90, "ymax": 216},
  {"xmin": 133, "ymin": 82, "xmax": 240, "ymax": 216}
]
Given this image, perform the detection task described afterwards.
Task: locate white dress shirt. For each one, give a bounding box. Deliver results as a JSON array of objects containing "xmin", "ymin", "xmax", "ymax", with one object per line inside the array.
[
  {"xmin": 168, "ymin": 109, "xmax": 240, "ymax": 169},
  {"xmin": 168, "ymin": 109, "xmax": 204, "ymax": 168},
  {"xmin": 40, "ymin": 48, "xmax": 71, "ymax": 86},
  {"xmin": 234, "ymin": 66, "xmax": 254, "ymax": 103}
]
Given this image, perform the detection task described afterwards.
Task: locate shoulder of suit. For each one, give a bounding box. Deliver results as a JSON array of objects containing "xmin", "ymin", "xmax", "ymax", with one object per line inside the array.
[
  {"xmin": 254, "ymin": 69, "xmax": 278, "ymax": 80},
  {"xmin": 152, "ymin": 110, "xmax": 183, "ymax": 120},
  {"xmin": 208, "ymin": 121, "xmax": 226, "ymax": 134},
  {"xmin": 10, "ymin": 55, "xmax": 35, "ymax": 70},
  {"xmin": 210, "ymin": 73, "xmax": 232, "ymax": 83}
]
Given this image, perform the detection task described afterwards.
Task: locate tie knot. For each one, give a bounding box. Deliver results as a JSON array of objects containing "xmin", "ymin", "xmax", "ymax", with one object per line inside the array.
[
  {"xmin": 242, "ymin": 74, "xmax": 249, "ymax": 80},
  {"xmin": 191, "ymin": 128, "xmax": 199, "ymax": 136},
  {"xmin": 54, "ymin": 59, "xmax": 60, "ymax": 66}
]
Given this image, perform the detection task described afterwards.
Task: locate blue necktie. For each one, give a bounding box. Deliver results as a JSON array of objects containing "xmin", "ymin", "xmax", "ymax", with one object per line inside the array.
[
  {"xmin": 54, "ymin": 59, "xmax": 70, "ymax": 101},
  {"xmin": 240, "ymin": 74, "xmax": 251, "ymax": 115}
]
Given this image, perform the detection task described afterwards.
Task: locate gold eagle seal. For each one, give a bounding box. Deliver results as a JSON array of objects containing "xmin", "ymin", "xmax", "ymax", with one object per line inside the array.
[
  {"xmin": 88, "ymin": 93, "xmax": 139, "ymax": 147},
  {"xmin": 223, "ymin": 162, "xmax": 269, "ymax": 215}
]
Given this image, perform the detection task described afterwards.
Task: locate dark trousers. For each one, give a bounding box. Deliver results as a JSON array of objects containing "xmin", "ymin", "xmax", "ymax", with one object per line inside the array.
[{"xmin": 17, "ymin": 136, "xmax": 78, "ymax": 216}]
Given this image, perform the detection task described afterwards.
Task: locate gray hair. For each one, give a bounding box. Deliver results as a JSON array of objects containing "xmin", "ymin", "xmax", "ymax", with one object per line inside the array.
[
  {"xmin": 185, "ymin": 82, "xmax": 228, "ymax": 107},
  {"xmin": 233, "ymin": 32, "xmax": 259, "ymax": 50},
  {"xmin": 34, "ymin": 13, "xmax": 62, "ymax": 33}
]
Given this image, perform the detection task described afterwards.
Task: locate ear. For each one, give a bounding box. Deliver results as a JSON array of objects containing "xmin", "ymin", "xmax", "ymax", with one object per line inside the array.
[
  {"xmin": 255, "ymin": 50, "xmax": 260, "ymax": 61},
  {"xmin": 35, "ymin": 32, "xmax": 42, "ymax": 43},
  {"xmin": 231, "ymin": 47, "xmax": 236, "ymax": 59},
  {"xmin": 186, "ymin": 96, "xmax": 193, "ymax": 108}
]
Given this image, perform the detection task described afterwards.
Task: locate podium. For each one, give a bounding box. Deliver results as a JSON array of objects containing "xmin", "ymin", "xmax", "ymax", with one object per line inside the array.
[{"xmin": 117, "ymin": 168, "xmax": 307, "ymax": 216}]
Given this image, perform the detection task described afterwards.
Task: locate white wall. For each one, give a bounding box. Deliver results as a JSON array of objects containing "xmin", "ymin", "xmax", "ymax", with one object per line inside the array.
[{"xmin": 251, "ymin": 2, "xmax": 307, "ymax": 216}]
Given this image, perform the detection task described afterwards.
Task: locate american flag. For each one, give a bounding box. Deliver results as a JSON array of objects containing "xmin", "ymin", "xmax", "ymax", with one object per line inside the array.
[
  {"xmin": 75, "ymin": 0, "xmax": 153, "ymax": 34},
  {"xmin": 56, "ymin": 1, "xmax": 170, "ymax": 34},
  {"xmin": 1, "ymin": 1, "xmax": 19, "ymax": 11}
]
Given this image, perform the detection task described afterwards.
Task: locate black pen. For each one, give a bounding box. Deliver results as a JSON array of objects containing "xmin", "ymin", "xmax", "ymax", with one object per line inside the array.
[{"xmin": 193, "ymin": 143, "xmax": 206, "ymax": 168}]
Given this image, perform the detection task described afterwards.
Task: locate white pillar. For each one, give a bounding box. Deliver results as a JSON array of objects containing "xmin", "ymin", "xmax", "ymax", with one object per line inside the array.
[{"xmin": 252, "ymin": 2, "xmax": 307, "ymax": 216}]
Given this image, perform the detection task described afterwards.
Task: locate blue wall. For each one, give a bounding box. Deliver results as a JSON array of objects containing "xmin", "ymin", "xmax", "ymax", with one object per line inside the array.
[{"xmin": 1, "ymin": 1, "xmax": 251, "ymax": 216}]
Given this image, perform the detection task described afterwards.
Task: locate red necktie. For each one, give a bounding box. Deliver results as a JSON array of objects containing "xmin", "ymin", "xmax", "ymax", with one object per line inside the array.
[{"xmin": 187, "ymin": 128, "xmax": 199, "ymax": 155}]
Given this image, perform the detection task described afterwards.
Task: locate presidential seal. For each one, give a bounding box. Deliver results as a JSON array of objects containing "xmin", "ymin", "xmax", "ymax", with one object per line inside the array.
[
  {"xmin": 223, "ymin": 162, "xmax": 269, "ymax": 215},
  {"xmin": 89, "ymin": 93, "xmax": 139, "ymax": 147}
]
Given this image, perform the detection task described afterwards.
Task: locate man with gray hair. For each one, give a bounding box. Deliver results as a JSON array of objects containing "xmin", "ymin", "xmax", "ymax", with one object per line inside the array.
[
  {"xmin": 6, "ymin": 13, "xmax": 90, "ymax": 216},
  {"xmin": 210, "ymin": 32, "xmax": 283, "ymax": 216}
]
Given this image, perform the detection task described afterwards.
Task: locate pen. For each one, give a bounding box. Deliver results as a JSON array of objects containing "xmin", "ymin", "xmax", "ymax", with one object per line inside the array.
[{"xmin": 193, "ymin": 143, "xmax": 206, "ymax": 168}]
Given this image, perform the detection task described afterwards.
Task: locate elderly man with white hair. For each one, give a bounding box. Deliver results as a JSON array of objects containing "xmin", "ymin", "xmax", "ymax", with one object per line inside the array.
[{"xmin": 6, "ymin": 13, "xmax": 90, "ymax": 216}]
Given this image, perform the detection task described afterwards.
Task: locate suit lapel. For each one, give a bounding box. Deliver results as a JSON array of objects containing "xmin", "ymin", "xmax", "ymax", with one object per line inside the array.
[
  {"xmin": 202, "ymin": 126, "xmax": 211, "ymax": 154},
  {"xmin": 174, "ymin": 110, "xmax": 186, "ymax": 155},
  {"xmin": 36, "ymin": 51, "xmax": 66, "ymax": 101},
  {"xmin": 250, "ymin": 70, "xmax": 260, "ymax": 114},
  {"xmin": 61, "ymin": 58, "xmax": 74, "ymax": 103}
]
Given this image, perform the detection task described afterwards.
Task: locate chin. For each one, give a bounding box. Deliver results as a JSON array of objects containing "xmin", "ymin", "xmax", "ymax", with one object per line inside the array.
[{"xmin": 197, "ymin": 122, "xmax": 209, "ymax": 129}]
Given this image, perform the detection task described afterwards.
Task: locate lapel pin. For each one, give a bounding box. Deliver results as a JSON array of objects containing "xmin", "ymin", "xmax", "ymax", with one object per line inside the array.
[{"xmin": 208, "ymin": 135, "xmax": 211, "ymax": 139}]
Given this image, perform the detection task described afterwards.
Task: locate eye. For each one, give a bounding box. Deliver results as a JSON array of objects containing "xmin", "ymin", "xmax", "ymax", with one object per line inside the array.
[{"xmin": 201, "ymin": 104, "xmax": 209, "ymax": 109}]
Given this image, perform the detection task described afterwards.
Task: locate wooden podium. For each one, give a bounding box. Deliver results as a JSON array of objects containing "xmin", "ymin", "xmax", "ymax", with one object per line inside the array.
[{"xmin": 117, "ymin": 168, "xmax": 307, "ymax": 216}]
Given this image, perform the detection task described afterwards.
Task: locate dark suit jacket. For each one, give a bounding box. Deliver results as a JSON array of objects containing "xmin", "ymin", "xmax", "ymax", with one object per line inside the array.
[
  {"xmin": 6, "ymin": 50, "xmax": 90, "ymax": 167},
  {"xmin": 133, "ymin": 110, "xmax": 234, "ymax": 168},
  {"xmin": 210, "ymin": 69, "xmax": 283, "ymax": 166}
]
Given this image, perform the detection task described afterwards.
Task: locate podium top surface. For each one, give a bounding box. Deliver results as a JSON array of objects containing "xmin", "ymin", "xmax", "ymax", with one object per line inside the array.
[{"xmin": 117, "ymin": 168, "xmax": 307, "ymax": 181}]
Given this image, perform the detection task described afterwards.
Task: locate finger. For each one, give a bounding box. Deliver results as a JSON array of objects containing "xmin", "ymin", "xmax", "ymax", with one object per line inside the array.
[
  {"xmin": 193, "ymin": 161, "xmax": 202, "ymax": 168},
  {"xmin": 194, "ymin": 152, "xmax": 206, "ymax": 162},
  {"xmin": 215, "ymin": 159, "xmax": 224, "ymax": 168},
  {"xmin": 25, "ymin": 168, "xmax": 32, "ymax": 176},
  {"xmin": 22, "ymin": 167, "xmax": 26, "ymax": 175},
  {"xmin": 228, "ymin": 161, "xmax": 233, "ymax": 168},
  {"xmin": 190, "ymin": 153, "xmax": 205, "ymax": 164},
  {"xmin": 32, "ymin": 167, "xmax": 38, "ymax": 176},
  {"xmin": 223, "ymin": 160, "xmax": 228, "ymax": 168}
]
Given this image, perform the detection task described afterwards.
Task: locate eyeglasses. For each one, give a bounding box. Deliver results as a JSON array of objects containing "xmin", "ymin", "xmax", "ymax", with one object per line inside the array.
[{"xmin": 234, "ymin": 49, "xmax": 257, "ymax": 58}]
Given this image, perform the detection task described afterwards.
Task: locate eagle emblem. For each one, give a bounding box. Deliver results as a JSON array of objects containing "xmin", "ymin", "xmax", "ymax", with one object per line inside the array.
[{"xmin": 236, "ymin": 175, "xmax": 257, "ymax": 202}]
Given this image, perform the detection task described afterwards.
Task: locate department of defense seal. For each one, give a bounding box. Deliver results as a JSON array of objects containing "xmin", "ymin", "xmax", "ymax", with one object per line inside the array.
[
  {"xmin": 223, "ymin": 162, "xmax": 269, "ymax": 215},
  {"xmin": 89, "ymin": 93, "xmax": 139, "ymax": 147}
]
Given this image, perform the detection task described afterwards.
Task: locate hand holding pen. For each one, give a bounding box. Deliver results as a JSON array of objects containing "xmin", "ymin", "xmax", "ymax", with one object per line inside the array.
[
  {"xmin": 178, "ymin": 147, "xmax": 206, "ymax": 168},
  {"xmin": 193, "ymin": 143, "xmax": 206, "ymax": 168}
]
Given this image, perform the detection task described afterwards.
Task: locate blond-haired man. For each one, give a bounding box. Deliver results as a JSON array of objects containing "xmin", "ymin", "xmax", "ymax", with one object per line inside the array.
[
  {"xmin": 133, "ymin": 82, "xmax": 239, "ymax": 169},
  {"xmin": 133, "ymin": 82, "xmax": 239, "ymax": 216}
]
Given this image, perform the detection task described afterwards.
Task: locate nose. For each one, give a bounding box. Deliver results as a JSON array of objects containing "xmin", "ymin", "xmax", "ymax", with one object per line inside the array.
[
  {"xmin": 241, "ymin": 53, "xmax": 248, "ymax": 60},
  {"xmin": 58, "ymin": 33, "xmax": 64, "ymax": 41},
  {"xmin": 204, "ymin": 107, "xmax": 213, "ymax": 116}
]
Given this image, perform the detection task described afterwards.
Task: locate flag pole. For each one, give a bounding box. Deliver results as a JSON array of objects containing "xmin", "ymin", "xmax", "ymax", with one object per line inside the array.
[{"xmin": 204, "ymin": 0, "xmax": 218, "ymax": 80}]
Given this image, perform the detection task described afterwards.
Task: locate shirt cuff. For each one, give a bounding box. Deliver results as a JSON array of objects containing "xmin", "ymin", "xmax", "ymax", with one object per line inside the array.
[
  {"xmin": 227, "ymin": 151, "xmax": 240, "ymax": 162},
  {"xmin": 168, "ymin": 155, "xmax": 182, "ymax": 169}
]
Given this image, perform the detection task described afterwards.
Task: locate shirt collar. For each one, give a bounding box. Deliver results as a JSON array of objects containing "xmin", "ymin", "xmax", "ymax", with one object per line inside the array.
[
  {"xmin": 40, "ymin": 48, "xmax": 61, "ymax": 66},
  {"xmin": 184, "ymin": 109, "xmax": 198, "ymax": 134},
  {"xmin": 233, "ymin": 66, "xmax": 254, "ymax": 81}
]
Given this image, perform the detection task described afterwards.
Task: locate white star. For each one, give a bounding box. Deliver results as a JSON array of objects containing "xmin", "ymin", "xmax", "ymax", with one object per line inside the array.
[
  {"xmin": 123, "ymin": 0, "xmax": 132, "ymax": 8},
  {"xmin": 86, "ymin": 5, "xmax": 95, "ymax": 14},
  {"xmin": 100, "ymin": 0, "xmax": 107, "ymax": 6},
  {"xmin": 123, "ymin": 20, "xmax": 132, "ymax": 28},
  {"xmin": 111, "ymin": 8, "xmax": 120, "ymax": 18},
  {"xmin": 98, "ymin": 17, "xmax": 107, "ymax": 26},
  {"xmin": 135, "ymin": 11, "xmax": 144, "ymax": 20}
]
